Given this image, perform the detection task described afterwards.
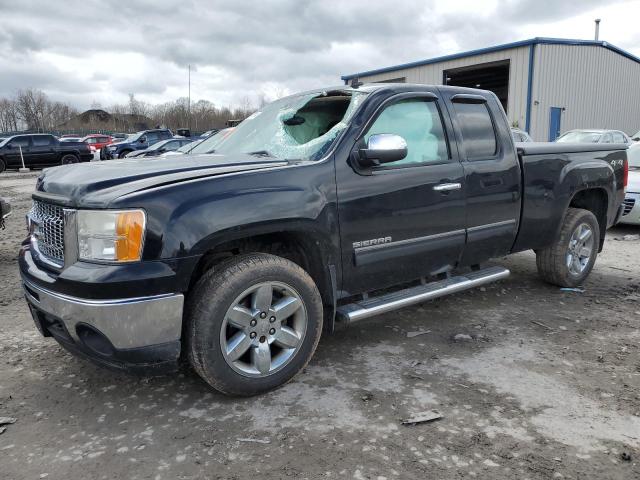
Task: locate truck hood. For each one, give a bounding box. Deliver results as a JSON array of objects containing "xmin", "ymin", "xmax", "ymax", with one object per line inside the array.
[{"xmin": 33, "ymin": 154, "xmax": 288, "ymax": 208}]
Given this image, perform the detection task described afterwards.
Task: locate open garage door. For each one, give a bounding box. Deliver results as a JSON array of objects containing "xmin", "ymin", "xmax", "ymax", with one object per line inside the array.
[{"xmin": 443, "ymin": 60, "xmax": 510, "ymax": 113}]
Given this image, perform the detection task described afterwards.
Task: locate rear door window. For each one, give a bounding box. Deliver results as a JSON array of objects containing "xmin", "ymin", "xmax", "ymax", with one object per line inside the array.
[
  {"xmin": 612, "ymin": 132, "xmax": 625, "ymax": 143},
  {"xmin": 32, "ymin": 135, "xmax": 54, "ymax": 146},
  {"xmin": 452, "ymin": 102, "xmax": 498, "ymax": 160}
]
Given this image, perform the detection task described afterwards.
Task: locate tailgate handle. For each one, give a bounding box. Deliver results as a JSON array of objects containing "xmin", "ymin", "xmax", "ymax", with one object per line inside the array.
[{"xmin": 433, "ymin": 183, "xmax": 461, "ymax": 192}]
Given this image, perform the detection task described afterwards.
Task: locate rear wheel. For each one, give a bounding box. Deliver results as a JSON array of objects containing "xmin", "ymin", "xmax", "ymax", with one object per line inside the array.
[
  {"xmin": 0, "ymin": 158, "xmax": 5, "ymax": 173},
  {"xmin": 61, "ymin": 154, "xmax": 79, "ymax": 165},
  {"xmin": 186, "ymin": 253, "xmax": 323, "ymax": 396},
  {"xmin": 536, "ymin": 207, "xmax": 599, "ymax": 287}
]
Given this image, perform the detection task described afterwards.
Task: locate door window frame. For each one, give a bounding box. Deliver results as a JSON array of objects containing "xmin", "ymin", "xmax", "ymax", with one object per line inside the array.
[
  {"xmin": 351, "ymin": 92, "xmax": 455, "ymax": 174},
  {"xmin": 449, "ymin": 94, "xmax": 501, "ymax": 162}
]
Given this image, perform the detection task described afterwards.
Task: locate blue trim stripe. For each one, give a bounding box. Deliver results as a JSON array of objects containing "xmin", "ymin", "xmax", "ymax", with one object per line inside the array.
[
  {"xmin": 525, "ymin": 44, "xmax": 535, "ymax": 133},
  {"xmin": 340, "ymin": 37, "xmax": 640, "ymax": 81}
]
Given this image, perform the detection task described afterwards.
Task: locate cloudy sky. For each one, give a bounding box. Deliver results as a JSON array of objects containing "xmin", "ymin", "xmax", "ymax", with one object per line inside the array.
[{"xmin": 1, "ymin": 0, "xmax": 639, "ymax": 110}]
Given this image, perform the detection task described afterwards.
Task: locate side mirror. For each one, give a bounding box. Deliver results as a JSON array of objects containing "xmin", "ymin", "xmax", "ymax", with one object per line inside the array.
[
  {"xmin": 139, "ymin": 137, "xmax": 147, "ymax": 143},
  {"xmin": 358, "ymin": 134, "xmax": 408, "ymax": 167},
  {"xmin": 633, "ymin": 137, "xmax": 640, "ymax": 142},
  {"xmin": 158, "ymin": 148, "xmax": 166, "ymax": 153}
]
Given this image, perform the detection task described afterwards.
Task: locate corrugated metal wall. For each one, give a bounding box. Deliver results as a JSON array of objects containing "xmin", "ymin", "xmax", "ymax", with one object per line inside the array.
[
  {"xmin": 529, "ymin": 44, "xmax": 640, "ymax": 141},
  {"xmin": 356, "ymin": 46, "xmax": 531, "ymax": 129}
]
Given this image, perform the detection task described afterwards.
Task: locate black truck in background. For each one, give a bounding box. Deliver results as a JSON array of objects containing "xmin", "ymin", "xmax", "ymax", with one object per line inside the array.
[
  {"xmin": 0, "ymin": 134, "xmax": 93, "ymax": 172},
  {"xmin": 19, "ymin": 84, "xmax": 628, "ymax": 396}
]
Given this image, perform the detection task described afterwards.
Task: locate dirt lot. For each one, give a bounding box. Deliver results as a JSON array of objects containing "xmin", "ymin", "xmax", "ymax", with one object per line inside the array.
[{"xmin": 1, "ymin": 171, "xmax": 639, "ymax": 480}]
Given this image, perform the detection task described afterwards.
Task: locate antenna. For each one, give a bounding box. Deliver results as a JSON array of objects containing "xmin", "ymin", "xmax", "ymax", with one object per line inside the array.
[
  {"xmin": 594, "ymin": 19, "xmax": 601, "ymax": 41},
  {"xmin": 188, "ymin": 64, "xmax": 191, "ymax": 132}
]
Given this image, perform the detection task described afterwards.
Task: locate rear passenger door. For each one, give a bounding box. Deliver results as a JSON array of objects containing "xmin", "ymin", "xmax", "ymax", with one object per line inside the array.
[
  {"xmin": 30, "ymin": 135, "xmax": 58, "ymax": 165},
  {"xmin": 336, "ymin": 91, "xmax": 467, "ymax": 294},
  {"xmin": 440, "ymin": 91, "xmax": 521, "ymax": 266}
]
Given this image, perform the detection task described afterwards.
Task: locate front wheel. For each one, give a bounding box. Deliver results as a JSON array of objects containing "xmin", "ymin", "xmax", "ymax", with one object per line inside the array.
[
  {"xmin": 61, "ymin": 154, "xmax": 79, "ymax": 165},
  {"xmin": 0, "ymin": 158, "xmax": 5, "ymax": 173},
  {"xmin": 186, "ymin": 253, "xmax": 323, "ymax": 396},
  {"xmin": 118, "ymin": 150, "xmax": 131, "ymax": 159},
  {"xmin": 536, "ymin": 207, "xmax": 599, "ymax": 287}
]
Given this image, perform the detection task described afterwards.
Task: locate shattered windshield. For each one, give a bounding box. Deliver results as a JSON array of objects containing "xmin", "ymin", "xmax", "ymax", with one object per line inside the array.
[{"xmin": 210, "ymin": 90, "xmax": 367, "ymax": 161}]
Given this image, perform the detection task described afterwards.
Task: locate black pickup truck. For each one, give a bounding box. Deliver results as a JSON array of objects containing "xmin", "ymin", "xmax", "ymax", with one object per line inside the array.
[
  {"xmin": 19, "ymin": 84, "xmax": 628, "ymax": 396},
  {"xmin": 0, "ymin": 134, "xmax": 93, "ymax": 172}
]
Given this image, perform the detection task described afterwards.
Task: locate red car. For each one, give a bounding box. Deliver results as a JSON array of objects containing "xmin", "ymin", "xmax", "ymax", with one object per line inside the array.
[{"xmin": 81, "ymin": 134, "xmax": 113, "ymax": 155}]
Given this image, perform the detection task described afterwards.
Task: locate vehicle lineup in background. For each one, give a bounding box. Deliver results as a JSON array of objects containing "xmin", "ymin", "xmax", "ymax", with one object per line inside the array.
[
  {"xmin": 556, "ymin": 129, "xmax": 632, "ymax": 144},
  {"xmin": 125, "ymin": 137, "xmax": 194, "ymax": 158},
  {"xmin": 0, "ymin": 134, "xmax": 93, "ymax": 172},
  {"xmin": 19, "ymin": 84, "xmax": 628, "ymax": 396},
  {"xmin": 102, "ymin": 128, "xmax": 173, "ymax": 159}
]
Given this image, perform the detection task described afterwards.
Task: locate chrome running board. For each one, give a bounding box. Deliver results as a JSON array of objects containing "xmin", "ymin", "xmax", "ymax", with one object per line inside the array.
[{"xmin": 336, "ymin": 266, "xmax": 510, "ymax": 324}]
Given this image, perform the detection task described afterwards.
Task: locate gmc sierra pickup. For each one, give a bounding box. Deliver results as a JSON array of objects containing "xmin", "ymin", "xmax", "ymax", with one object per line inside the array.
[
  {"xmin": 0, "ymin": 134, "xmax": 93, "ymax": 172},
  {"xmin": 19, "ymin": 84, "xmax": 628, "ymax": 396}
]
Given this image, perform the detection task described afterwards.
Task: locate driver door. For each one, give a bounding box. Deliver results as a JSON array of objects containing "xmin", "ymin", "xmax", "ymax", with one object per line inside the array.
[{"xmin": 336, "ymin": 92, "xmax": 466, "ymax": 294}]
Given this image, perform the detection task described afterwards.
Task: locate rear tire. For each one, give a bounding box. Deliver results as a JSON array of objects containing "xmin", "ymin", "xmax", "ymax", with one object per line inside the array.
[
  {"xmin": 0, "ymin": 158, "xmax": 5, "ymax": 173},
  {"xmin": 61, "ymin": 154, "xmax": 78, "ymax": 165},
  {"xmin": 186, "ymin": 253, "xmax": 323, "ymax": 396},
  {"xmin": 536, "ymin": 207, "xmax": 599, "ymax": 287}
]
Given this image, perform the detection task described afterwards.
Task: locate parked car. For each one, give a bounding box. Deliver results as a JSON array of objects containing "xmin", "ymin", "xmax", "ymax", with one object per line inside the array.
[
  {"xmin": 0, "ymin": 134, "xmax": 92, "ymax": 172},
  {"xmin": 125, "ymin": 138, "xmax": 194, "ymax": 158},
  {"xmin": 20, "ymin": 84, "xmax": 628, "ymax": 396},
  {"xmin": 81, "ymin": 134, "xmax": 113, "ymax": 157},
  {"xmin": 619, "ymin": 142, "xmax": 640, "ymax": 225},
  {"xmin": 161, "ymin": 128, "xmax": 234, "ymax": 157},
  {"xmin": 511, "ymin": 128, "xmax": 533, "ymax": 142},
  {"xmin": 102, "ymin": 129, "xmax": 173, "ymax": 159},
  {"xmin": 0, "ymin": 197, "xmax": 10, "ymax": 229},
  {"xmin": 556, "ymin": 129, "xmax": 631, "ymax": 144}
]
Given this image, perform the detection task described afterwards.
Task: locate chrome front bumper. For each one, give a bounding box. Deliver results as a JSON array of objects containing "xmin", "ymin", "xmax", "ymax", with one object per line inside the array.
[{"xmin": 22, "ymin": 276, "xmax": 184, "ymax": 350}]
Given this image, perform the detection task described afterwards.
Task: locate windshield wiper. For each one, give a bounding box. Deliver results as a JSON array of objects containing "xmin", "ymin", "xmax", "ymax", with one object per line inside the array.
[{"xmin": 247, "ymin": 150, "xmax": 274, "ymax": 158}]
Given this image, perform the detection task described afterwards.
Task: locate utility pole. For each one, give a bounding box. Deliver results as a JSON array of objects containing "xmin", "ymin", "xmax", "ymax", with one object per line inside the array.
[
  {"xmin": 188, "ymin": 64, "xmax": 191, "ymax": 131},
  {"xmin": 594, "ymin": 19, "xmax": 601, "ymax": 41}
]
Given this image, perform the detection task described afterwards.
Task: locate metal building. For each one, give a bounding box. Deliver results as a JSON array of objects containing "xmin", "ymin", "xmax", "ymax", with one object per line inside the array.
[{"xmin": 341, "ymin": 38, "xmax": 640, "ymax": 141}]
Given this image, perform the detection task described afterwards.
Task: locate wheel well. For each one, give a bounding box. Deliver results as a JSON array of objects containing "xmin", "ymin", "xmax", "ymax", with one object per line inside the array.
[
  {"xmin": 569, "ymin": 188, "xmax": 608, "ymax": 250},
  {"xmin": 188, "ymin": 232, "xmax": 335, "ymax": 321}
]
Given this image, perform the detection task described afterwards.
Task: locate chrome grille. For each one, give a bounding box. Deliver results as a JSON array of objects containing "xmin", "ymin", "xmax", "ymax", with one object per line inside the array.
[
  {"xmin": 622, "ymin": 197, "xmax": 635, "ymax": 216},
  {"xmin": 29, "ymin": 200, "xmax": 64, "ymax": 263}
]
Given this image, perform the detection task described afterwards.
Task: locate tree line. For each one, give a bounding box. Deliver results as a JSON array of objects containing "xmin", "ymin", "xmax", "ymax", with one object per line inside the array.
[{"xmin": 0, "ymin": 89, "xmax": 260, "ymax": 134}]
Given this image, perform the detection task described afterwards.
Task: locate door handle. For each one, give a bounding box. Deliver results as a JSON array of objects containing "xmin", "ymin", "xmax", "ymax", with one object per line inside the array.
[{"xmin": 433, "ymin": 183, "xmax": 462, "ymax": 192}]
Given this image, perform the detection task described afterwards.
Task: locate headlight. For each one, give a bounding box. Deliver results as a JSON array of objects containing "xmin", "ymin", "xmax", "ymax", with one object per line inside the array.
[{"xmin": 77, "ymin": 210, "xmax": 146, "ymax": 262}]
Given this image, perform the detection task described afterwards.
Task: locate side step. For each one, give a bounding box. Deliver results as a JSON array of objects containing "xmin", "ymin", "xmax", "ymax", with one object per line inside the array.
[{"xmin": 336, "ymin": 266, "xmax": 510, "ymax": 324}]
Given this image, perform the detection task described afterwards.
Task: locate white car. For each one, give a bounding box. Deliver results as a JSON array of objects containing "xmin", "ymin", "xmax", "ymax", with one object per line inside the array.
[{"xmin": 619, "ymin": 143, "xmax": 640, "ymax": 225}]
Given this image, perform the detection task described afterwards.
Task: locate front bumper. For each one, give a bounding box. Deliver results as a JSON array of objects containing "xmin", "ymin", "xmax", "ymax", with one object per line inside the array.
[
  {"xmin": 21, "ymin": 255, "xmax": 185, "ymax": 374},
  {"xmin": 619, "ymin": 192, "xmax": 640, "ymax": 225}
]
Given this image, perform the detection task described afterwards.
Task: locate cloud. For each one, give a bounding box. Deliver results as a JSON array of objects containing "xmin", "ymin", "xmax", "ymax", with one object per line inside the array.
[{"xmin": 0, "ymin": 0, "xmax": 638, "ymax": 109}]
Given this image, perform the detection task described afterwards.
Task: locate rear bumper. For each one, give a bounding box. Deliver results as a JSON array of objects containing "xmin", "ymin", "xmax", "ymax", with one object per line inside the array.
[{"xmin": 21, "ymin": 272, "xmax": 184, "ymax": 374}]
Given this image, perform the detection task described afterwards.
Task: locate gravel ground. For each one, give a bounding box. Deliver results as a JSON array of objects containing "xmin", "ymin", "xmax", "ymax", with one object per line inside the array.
[{"xmin": 1, "ymin": 171, "xmax": 639, "ymax": 480}]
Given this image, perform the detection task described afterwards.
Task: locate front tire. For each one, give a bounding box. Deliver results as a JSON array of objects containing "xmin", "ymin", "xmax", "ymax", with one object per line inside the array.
[
  {"xmin": 536, "ymin": 207, "xmax": 599, "ymax": 287},
  {"xmin": 61, "ymin": 154, "xmax": 79, "ymax": 165},
  {"xmin": 186, "ymin": 253, "xmax": 323, "ymax": 396},
  {"xmin": 118, "ymin": 150, "xmax": 131, "ymax": 159},
  {"xmin": 0, "ymin": 158, "xmax": 5, "ymax": 173}
]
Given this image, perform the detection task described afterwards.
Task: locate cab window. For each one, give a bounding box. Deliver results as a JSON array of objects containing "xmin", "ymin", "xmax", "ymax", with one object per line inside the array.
[
  {"xmin": 364, "ymin": 98, "xmax": 449, "ymax": 167},
  {"xmin": 453, "ymin": 102, "xmax": 498, "ymax": 160}
]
